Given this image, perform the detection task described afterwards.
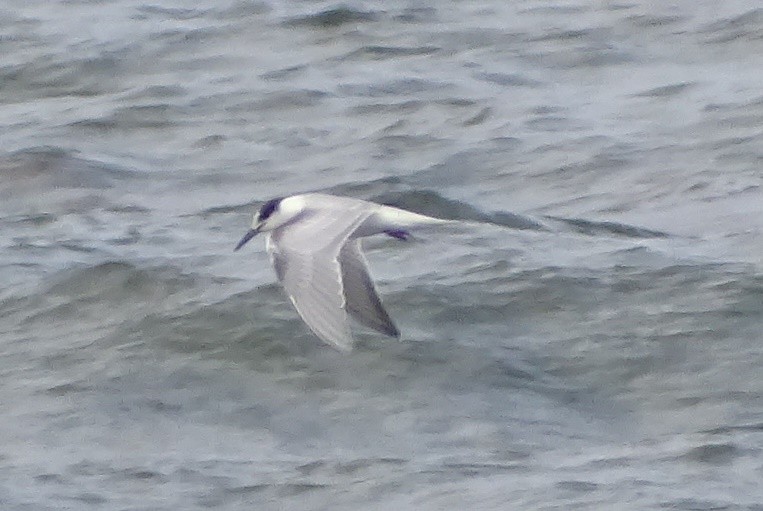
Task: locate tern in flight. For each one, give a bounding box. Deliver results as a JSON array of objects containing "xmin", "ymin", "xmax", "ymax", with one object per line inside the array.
[{"xmin": 234, "ymin": 193, "xmax": 450, "ymax": 351}]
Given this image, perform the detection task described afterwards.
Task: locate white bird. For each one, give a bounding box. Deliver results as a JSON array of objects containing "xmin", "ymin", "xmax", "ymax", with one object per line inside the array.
[{"xmin": 234, "ymin": 193, "xmax": 450, "ymax": 351}]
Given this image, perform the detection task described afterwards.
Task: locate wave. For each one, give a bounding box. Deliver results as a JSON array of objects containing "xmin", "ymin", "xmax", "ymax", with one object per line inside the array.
[{"xmin": 2, "ymin": 262, "xmax": 205, "ymax": 333}]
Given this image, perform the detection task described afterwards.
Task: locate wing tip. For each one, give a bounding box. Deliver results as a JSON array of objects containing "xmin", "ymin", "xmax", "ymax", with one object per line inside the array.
[
  {"xmin": 315, "ymin": 331, "xmax": 355, "ymax": 352},
  {"xmin": 332, "ymin": 342, "xmax": 354, "ymax": 353}
]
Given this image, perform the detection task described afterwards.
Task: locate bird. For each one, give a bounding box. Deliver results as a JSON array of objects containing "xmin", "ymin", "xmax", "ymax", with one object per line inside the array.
[{"xmin": 234, "ymin": 193, "xmax": 450, "ymax": 351}]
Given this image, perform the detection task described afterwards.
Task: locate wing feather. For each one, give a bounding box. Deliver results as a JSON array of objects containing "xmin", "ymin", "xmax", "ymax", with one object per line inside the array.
[
  {"xmin": 265, "ymin": 204, "xmax": 372, "ymax": 350},
  {"xmin": 340, "ymin": 240, "xmax": 399, "ymax": 338}
]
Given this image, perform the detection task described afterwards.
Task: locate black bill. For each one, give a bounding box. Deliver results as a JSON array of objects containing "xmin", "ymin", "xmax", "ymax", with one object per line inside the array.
[{"xmin": 234, "ymin": 228, "xmax": 259, "ymax": 251}]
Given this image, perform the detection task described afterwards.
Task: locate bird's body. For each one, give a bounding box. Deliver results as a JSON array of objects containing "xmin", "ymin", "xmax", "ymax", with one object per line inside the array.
[{"xmin": 234, "ymin": 193, "xmax": 449, "ymax": 350}]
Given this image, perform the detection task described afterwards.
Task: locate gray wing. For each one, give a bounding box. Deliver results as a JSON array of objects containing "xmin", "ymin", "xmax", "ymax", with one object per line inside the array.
[
  {"xmin": 340, "ymin": 240, "xmax": 399, "ymax": 338},
  {"xmin": 265, "ymin": 204, "xmax": 372, "ymax": 351}
]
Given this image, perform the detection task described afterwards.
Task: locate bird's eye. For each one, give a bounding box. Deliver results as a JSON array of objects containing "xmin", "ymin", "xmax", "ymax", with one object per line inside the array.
[{"xmin": 258, "ymin": 198, "xmax": 281, "ymax": 221}]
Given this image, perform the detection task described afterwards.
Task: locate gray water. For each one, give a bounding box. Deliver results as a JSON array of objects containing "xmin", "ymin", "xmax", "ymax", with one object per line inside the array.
[{"xmin": 1, "ymin": 1, "xmax": 762, "ymax": 509}]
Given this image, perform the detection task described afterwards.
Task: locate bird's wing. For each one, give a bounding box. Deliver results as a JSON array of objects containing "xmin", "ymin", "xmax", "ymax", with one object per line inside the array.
[
  {"xmin": 265, "ymin": 203, "xmax": 372, "ymax": 350},
  {"xmin": 340, "ymin": 240, "xmax": 399, "ymax": 338}
]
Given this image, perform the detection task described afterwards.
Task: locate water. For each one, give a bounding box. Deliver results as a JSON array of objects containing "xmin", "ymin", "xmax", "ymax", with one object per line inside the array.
[{"xmin": 1, "ymin": 1, "xmax": 762, "ymax": 509}]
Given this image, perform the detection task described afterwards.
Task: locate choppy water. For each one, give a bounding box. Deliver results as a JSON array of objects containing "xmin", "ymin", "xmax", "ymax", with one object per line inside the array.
[{"xmin": 2, "ymin": 1, "xmax": 763, "ymax": 509}]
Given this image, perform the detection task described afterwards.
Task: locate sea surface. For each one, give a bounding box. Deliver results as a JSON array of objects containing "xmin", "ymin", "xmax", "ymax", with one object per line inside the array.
[{"xmin": 1, "ymin": 1, "xmax": 762, "ymax": 509}]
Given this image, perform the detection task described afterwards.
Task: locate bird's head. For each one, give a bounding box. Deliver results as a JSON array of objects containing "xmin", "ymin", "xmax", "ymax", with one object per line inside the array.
[{"xmin": 234, "ymin": 196, "xmax": 304, "ymax": 250}]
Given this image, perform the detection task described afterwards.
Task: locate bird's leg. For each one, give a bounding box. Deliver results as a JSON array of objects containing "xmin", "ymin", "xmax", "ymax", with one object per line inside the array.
[{"xmin": 384, "ymin": 229, "xmax": 410, "ymax": 241}]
